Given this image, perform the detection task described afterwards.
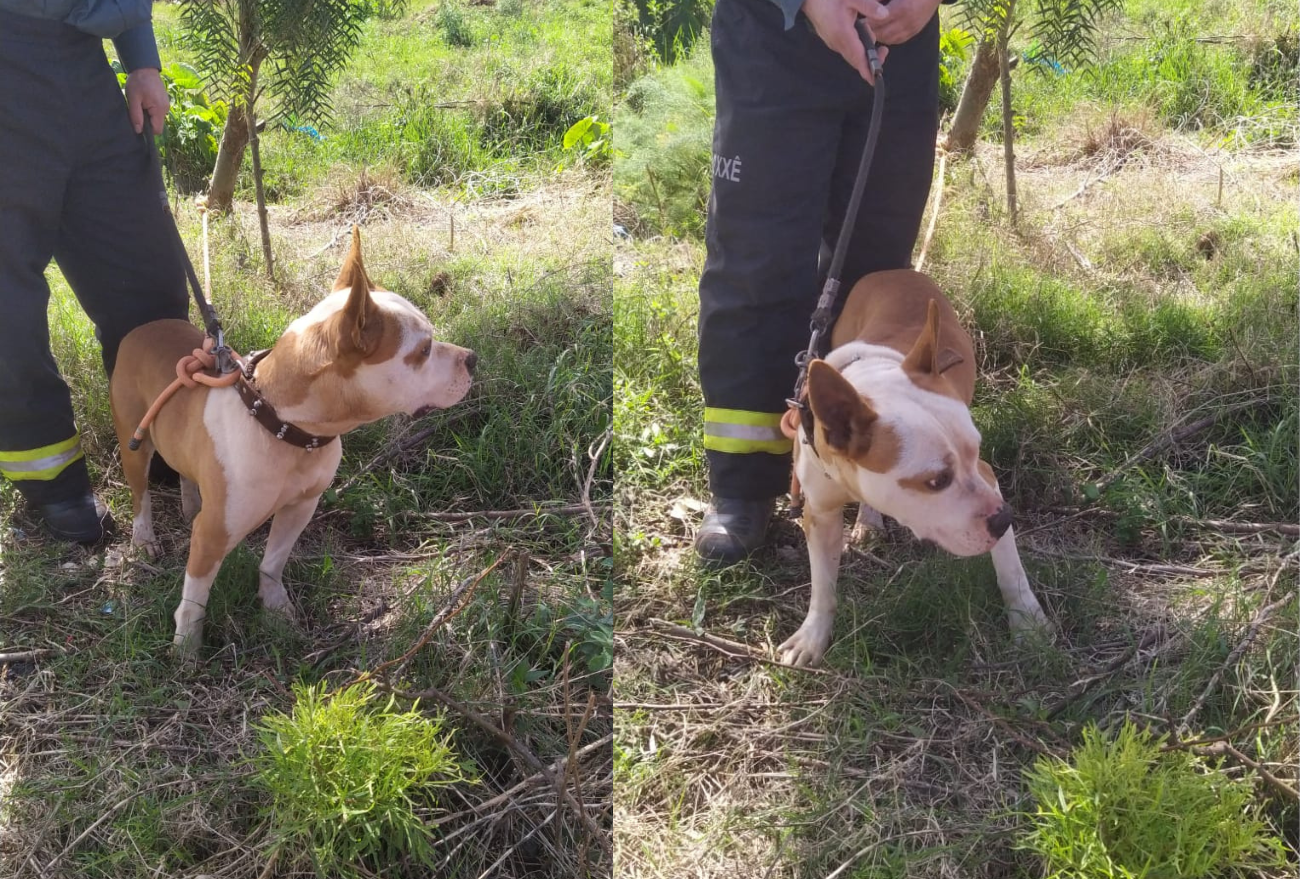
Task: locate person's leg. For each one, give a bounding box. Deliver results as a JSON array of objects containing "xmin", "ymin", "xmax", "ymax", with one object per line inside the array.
[
  {"xmin": 0, "ymin": 13, "xmax": 111, "ymax": 542},
  {"xmin": 53, "ymin": 40, "xmax": 190, "ymax": 378},
  {"xmin": 697, "ymin": 0, "xmax": 862, "ymax": 563},
  {"xmin": 825, "ymin": 12, "xmax": 941, "ymax": 286}
]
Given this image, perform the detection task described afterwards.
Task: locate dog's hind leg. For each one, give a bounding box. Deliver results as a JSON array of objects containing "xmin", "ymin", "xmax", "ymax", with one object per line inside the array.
[
  {"xmin": 123, "ymin": 444, "xmax": 161, "ymax": 558},
  {"xmin": 180, "ymin": 477, "xmax": 202, "ymax": 522},
  {"xmin": 848, "ymin": 503, "xmax": 885, "ymax": 546},
  {"xmin": 256, "ymin": 495, "xmax": 321, "ymax": 621}
]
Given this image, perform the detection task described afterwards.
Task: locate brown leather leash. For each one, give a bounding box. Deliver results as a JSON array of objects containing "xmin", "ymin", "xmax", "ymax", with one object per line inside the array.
[{"xmin": 786, "ymin": 21, "xmax": 886, "ymax": 521}]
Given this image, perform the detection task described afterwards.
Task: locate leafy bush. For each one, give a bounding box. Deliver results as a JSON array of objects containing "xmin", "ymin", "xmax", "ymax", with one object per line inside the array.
[
  {"xmin": 614, "ymin": 42, "xmax": 714, "ymax": 237},
  {"xmin": 251, "ymin": 682, "xmax": 474, "ymax": 879},
  {"xmin": 939, "ymin": 26, "xmax": 975, "ymax": 114},
  {"xmin": 114, "ymin": 61, "xmax": 226, "ymax": 194},
  {"xmin": 632, "ymin": 0, "xmax": 714, "ymax": 63},
  {"xmin": 1022, "ymin": 721, "xmax": 1289, "ymax": 878}
]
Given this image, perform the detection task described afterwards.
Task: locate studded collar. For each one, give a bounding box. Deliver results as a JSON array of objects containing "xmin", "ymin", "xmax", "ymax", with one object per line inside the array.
[{"xmin": 236, "ymin": 349, "xmax": 338, "ymax": 451}]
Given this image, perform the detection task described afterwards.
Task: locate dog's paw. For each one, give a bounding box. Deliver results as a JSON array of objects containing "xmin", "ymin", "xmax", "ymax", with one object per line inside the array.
[
  {"xmin": 258, "ymin": 574, "xmax": 298, "ymax": 622},
  {"xmin": 172, "ymin": 627, "xmax": 203, "ymax": 665},
  {"xmin": 777, "ymin": 617, "xmax": 834, "ymax": 667},
  {"xmin": 131, "ymin": 528, "xmax": 161, "ymax": 560},
  {"xmin": 1008, "ymin": 604, "xmax": 1053, "ymax": 643},
  {"xmin": 847, "ymin": 504, "xmax": 885, "ymax": 547}
]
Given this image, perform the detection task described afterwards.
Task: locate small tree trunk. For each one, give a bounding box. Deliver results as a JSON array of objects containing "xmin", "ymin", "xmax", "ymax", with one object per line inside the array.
[
  {"xmin": 206, "ymin": 109, "xmax": 249, "ymax": 211},
  {"xmin": 246, "ymin": 66, "xmax": 274, "ymax": 280},
  {"xmin": 998, "ymin": 8, "xmax": 1018, "ymax": 226},
  {"xmin": 943, "ymin": 37, "xmax": 1000, "ymax": 154}
]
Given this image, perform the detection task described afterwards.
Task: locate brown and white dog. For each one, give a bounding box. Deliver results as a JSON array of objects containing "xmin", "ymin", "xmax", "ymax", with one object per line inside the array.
[
  {"xmin": 778, "ymin": 269, "xmax": 1050, "ymax": 667},
  {"xmin": 110, "ymin": 228, "xmax": 476, "ymax": 654}
]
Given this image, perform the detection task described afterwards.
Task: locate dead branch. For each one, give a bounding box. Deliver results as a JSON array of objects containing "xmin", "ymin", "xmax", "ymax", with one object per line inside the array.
[
  {"xmin": 373, "ymin": 680, "xmax": 611, "ymax": 853},
  {"xmin": 1180, "ymin": 563, "xmax": 1294, "ymax": 732}
]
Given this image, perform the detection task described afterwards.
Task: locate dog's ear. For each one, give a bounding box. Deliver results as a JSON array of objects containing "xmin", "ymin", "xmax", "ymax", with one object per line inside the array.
[
  {"xmin": 337, "ymin": 226, "xmax": 381, "ymax": 354},
  {"xmin": 807, "ymin": 359, "xmax": 877, "ymax": 454},
  {"xmin": 902, "ymin": 299, "xmax": 964, "ymax": 376}
]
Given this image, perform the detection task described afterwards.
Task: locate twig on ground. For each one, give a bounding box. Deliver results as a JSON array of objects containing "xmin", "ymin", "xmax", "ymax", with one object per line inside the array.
[
  {"xmin": 582, "ymin": 427, "xmax": 612, "ymax": 530},
  {"xmin": 644, "ymin": 618, "xmax": 832, "ymax": 677},
  {"xmin": 417, "ymin": 502, "xmax": 608, "ymax": 522},
  {"xmin": 1094, "ymin": 398, "xmax": 1268, "ymax": 493},
  {"xmin": 1044, "ymin": 627, "xmax": 1166, "ymax": 720},
  {"xmin": 0, "ymin": 649, "xmax": 56, "ymax": 664},
  {"xmin": 1180, "ymin": 562, "xmax": 1294, "ymax": 732},
  {"xmin": 1181, "ymin": 740, "xmax": 1300, "ymax": 803},
  {"xmin": 353, "ymin": 552, "xmax": 508, "ymax": 685},
  {"xmin": 373, "ymin": 680, "xmax": 611, "ymax": 853},
  {"xmin": 944, "ymin": 684, "xmax": 1056, "ymax": 757},
  {"xmin": 1025, "ymin": 546, "xmax": 1221, "ymax": 578}
]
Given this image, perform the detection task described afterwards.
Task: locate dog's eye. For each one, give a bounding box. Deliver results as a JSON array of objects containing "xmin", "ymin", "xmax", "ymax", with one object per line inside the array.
[
  {"xmin": 419, "ymin": 341, "xmax": 433, "ymax": 358},
  {"xmin": 926, "ymin": 471, "xmax": 953, "ymax": 492}
]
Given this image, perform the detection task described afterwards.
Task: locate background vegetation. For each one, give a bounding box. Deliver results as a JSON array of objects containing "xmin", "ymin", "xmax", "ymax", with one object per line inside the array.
[
  {"xmin": 0, "ymin": 1, "xmax": 612, "ymax": 876},
  {"xmin": 614, "ymin": 0, "xmax": 1297, "ymax": 875}
]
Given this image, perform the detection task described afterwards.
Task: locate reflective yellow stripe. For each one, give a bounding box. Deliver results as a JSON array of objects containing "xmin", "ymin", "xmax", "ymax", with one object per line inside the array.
[
  {"xmin": 704, "ymin": 407, "xmax": 784, "ymax": 428},
  {"xmin": 703, "ymin": 435, "xmax": 793, "ymax": 454},
  {"xmin": 0, "ymin": 434, "xmax": 84, "ymax": 481},
  {"xmin": 703, "ymin": 409, "xmax": 791, "ymax": 454}
]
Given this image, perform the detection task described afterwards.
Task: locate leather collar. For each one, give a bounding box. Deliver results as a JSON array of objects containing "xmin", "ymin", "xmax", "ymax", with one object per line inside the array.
[{"xmin": 236, "ymin": 349, "xmax": 337, "ymax": 451}]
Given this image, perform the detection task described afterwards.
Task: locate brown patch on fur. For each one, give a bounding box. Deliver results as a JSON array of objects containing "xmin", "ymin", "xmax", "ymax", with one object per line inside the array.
[
  {"xmin": 807, "ymin": 360, "xmax": 877, "ymax": 457},
  {"xmin": 403, "ymin": 338, "xmax": 431, "ymax": 369}
]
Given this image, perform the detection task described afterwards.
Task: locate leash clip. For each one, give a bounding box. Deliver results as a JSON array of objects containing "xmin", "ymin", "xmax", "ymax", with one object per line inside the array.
[{"xmin": 209, "ymin": 329, "xmax": 238, "ymax": 375}]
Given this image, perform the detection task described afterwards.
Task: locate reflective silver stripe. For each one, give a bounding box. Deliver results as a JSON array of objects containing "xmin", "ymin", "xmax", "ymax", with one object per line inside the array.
[
  {"xmin": 704, "ymin": 421, "xmax": 786, "ymax": 442},
  {"xmin": 0, "ymin": 443, "xmax": 83, "ymax": 481}
]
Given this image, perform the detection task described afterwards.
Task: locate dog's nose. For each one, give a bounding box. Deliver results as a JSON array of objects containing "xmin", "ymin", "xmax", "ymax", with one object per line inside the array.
[
  {"xmin": 986, "ymin": 504, "xmax": 1013, "ymax": 540},
  {"xmin": 464, "ymin": 350, "xmax": 477, "ymax": 374}
]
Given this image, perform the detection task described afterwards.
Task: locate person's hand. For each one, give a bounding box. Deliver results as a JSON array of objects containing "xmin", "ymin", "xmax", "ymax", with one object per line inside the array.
[
  {"xmin": 125, "ymin": 68, "xmax": 169, "ymax": 135},
  {"xmin": 801, "ymin": 0, "xmax": 889, "ymax": 83},
  {"xmin": 860, "ymin": 0, "xmax": 942, "ymax": 47}
]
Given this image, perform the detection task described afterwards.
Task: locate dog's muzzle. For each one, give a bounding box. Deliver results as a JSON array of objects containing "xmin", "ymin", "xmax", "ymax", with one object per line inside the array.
[{"xmin": 986, "ymin": 504, "xmax": 1013, "ymax": 540}]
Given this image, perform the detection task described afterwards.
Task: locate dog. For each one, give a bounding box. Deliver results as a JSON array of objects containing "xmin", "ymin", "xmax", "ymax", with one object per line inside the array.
[
  {"xmin": 110, "ymin": 228, "xmax": 476, "ymax": 654},
  {"xmin": 778, "ymin": 269, "xmax": 1049, "ymax": 667}
]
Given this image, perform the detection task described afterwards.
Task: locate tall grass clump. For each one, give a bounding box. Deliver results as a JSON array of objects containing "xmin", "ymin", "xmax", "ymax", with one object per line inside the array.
[
  {"xmin": 251, "ymin": 682, "xmax": 474, "ymax": 879},
  {"xmin": 1022, "ymin": 721, "xmax": 1289, "ymax": 878},
  {"xmin": 615, "ymin": 42, "xmax": 714, "ymax": 237},
  {"xmin": 1087, "ymin": 18, "xmax": 1297, "ymax": 145}
]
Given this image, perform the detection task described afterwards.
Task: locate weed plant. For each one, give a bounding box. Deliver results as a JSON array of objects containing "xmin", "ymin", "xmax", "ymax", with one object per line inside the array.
[
  {"xmin": 252, "ymin": 683, "xmax": 474, "ymax": 879},
  {"xmin": 1023, "ymin": 721, "xmax": 1290, "ymax": 878}
]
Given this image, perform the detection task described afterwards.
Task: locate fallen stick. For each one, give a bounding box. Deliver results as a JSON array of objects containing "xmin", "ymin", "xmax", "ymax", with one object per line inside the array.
[
  {"xmin": 375, "ymin": 681, "xmax": 611, "ymax": 853},
  {"xmin": 0, "ymin": 649, "xmax": 55, "ymax": 664}
]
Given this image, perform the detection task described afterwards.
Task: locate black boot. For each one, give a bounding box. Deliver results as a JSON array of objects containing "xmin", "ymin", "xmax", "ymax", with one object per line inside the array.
[
  {"xmin": 695, "ymin": 497, "xmax": 774, "ymax": 568},
  {"xmin": 33, "ymin": 491, "xmax": 114, "ymax": 545}
]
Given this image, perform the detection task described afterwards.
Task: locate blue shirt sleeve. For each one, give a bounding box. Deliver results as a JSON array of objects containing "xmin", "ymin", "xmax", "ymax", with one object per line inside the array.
[
  {"xmin": 112, "ymin": 22, "xmax": 161, "ymax": 71},
  {"xmin": 769, "ymin": 0, "xmax": 804, "ymax": 30}
]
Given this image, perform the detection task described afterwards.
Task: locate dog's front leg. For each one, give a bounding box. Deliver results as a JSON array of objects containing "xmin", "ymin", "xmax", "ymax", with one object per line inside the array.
[
  {"xmin": 778, "ymin": 502, "xmax": 844, "ymax": 667},
  {"xmin": 174, "ymin": 510, "xmax": 241, "ymax": 657},
  {"xmin": 257, "ymin": 495, "xmax": 321, "ymax": 620},
  {"xmin": 990, "ymin": 525, "xmax": 1050, "ymax": 638}
]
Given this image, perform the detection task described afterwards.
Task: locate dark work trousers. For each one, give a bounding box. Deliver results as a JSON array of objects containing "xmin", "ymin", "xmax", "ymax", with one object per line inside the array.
[
  {"xmin": 0, "ymin": 9, "xmax": 188, "ymax": 504},
  {"xmin": 698, "ymin": 0, "xmax": 939, "ymax": 500}
]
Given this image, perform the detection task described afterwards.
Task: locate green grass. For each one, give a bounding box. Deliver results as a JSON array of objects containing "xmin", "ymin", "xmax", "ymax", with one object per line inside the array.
[{"xmin": 0, "ymin": 2, "xmax": 612, "ymax": 877}]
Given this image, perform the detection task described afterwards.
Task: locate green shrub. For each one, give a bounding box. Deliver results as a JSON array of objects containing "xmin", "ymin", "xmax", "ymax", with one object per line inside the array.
[
  {"xmin": 614, "ymin": 42, "xmax": 714, "ymax": 236},
  {"xmin": 1022, "ymin": 721, "xmax": 1289, "ymax": 878},
  {"xmin": 251, "ymin": 682, "xmax": 474, "ymax": 879},
  {"xmin": 114, "ymin": 60, "xmax": 226, "ymax": 194},
  {"xmin": 632, "ymin": 0, "xmax": 713, "ymax": 63}
]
